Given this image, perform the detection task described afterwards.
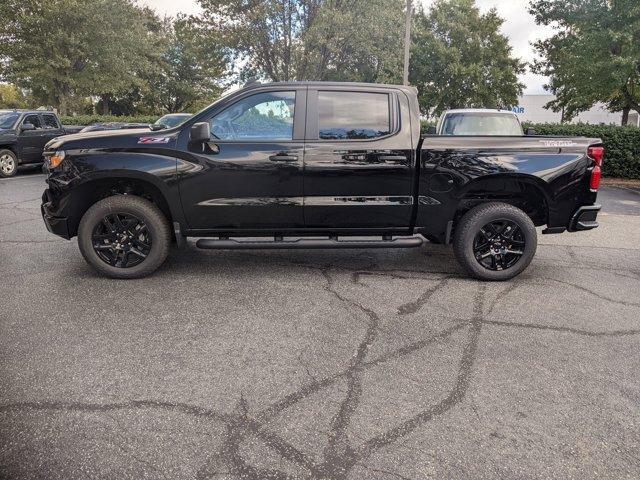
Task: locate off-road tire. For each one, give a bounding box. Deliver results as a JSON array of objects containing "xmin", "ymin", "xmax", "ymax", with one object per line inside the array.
[
  {"xmin": 77, "ymin": 195, "xmax": 171, "ymax": 279},
  {"xmin": 453, "ymin": 202, "xmax": 537, "ymax": 281}
]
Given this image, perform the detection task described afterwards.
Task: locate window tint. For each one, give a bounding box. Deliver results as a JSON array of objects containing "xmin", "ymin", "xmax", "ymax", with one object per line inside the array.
[
  {"xmin": 318, "ymin": 91, "xmax": 391, "ymax": 140},
  {"xmin": 23, "ymin": 115, "xmax": 42, "ymax": 129},
  {"xmin": 441, "ymin": 113, "xmax": 523, "ymax": 136},
  {"xmin": 210, "ymin": 91, "xmax": 295, "ymax": 141},
  {"xmin": 42, "ymin": 114, "xmax": 60, "ymax": 129}
]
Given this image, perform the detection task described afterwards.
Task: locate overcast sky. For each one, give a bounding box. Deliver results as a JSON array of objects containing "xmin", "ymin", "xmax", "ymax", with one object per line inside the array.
[{"xmin": 140, "ymin": 0, "xmax": 554, "ymax": 94}]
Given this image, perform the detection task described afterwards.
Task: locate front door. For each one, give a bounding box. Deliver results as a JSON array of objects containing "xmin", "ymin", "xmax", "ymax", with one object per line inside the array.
[
  {"xmin": 302, "ymin": 88, "xmax": 416, "ymax": 230},
  {"xmin": 178, "ymin": 88, "xmax": 306, "ymax": 232},
  {"xmin": 18, "ymin": 114, "xmax": 46, "ymax": 163}
]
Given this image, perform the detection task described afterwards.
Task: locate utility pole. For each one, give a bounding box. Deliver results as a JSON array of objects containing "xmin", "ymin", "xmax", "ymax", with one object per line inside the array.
[{"xmin": 403, "ymin": 0, "xmax": 412, "ymax": 86}]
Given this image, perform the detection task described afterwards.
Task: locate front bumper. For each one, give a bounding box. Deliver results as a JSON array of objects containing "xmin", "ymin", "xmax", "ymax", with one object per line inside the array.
[
  {"xmin": 568, "ymin": 204, "xmax": 601, "ymax": 232},
  {"xmin": 41, "ymin": 189, "xmax": 71, "ymax": 239}
]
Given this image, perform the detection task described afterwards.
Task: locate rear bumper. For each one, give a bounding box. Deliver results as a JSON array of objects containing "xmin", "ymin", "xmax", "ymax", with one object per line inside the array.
[
  {"xmin": 568, "ymin": 204, "xmax": 601, "ymax": 232},
  {"xmin": 41, "ymin": 190, "xmax": 71, "ymax": 239}
]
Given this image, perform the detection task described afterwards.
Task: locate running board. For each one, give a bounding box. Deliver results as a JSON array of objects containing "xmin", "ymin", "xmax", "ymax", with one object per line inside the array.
[{"xmin": 195, "ymin": 236, "xmax": 424, "ymax": 250}]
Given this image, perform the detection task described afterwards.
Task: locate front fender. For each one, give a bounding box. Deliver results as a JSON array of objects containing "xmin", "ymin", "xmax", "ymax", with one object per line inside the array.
[{"xmin": 46, "ymin": 147, "xmax": 185, "ymax": 237}]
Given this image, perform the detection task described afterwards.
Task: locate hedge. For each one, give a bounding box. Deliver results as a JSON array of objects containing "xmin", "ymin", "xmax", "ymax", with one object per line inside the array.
[
  {"xmin": 420, "ymin": 121, "xmax": 640, "ymax": 179},
  {"xmin": 60, "ymin": 115, "xmax": 159, "ymax": 126}
]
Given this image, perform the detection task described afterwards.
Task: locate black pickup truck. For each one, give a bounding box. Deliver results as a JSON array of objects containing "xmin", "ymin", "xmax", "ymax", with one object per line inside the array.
[
  {"xmin": 41, "ymin": 82, "xmax": 603, "ymax": 280},
  {"xmin": 0, "ymin": 110, "xmax": 82, "ymax": 177}
]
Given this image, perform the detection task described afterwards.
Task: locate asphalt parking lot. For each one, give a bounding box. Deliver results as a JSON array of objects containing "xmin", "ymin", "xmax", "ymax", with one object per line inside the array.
[{"xmin": 1, "ymin": 171, "xmax": 639, "ymax": 480}]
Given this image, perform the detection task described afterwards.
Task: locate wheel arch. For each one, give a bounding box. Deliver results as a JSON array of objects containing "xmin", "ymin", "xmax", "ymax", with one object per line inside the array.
[
  {"xmin": 455, "ymin": 174, "xmax": 552, "ymax": 227},
  {"xmin": 64, "ymin": 173, "xmax": 177, "ymax": 238}
]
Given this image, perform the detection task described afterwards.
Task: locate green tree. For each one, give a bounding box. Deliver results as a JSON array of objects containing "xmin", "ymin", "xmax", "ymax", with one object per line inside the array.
[
  {"xmin": 409, "ymin": 0, "xmax": 525, "ymax": 117},
  {"xmin": 197, "ymin": 0, "xmax": 405, "ymax": 83},
  {"xmin": 530, "ymin": 0, "xmax": 640, "ymax": 125},
  {"xmin": 142, "ymin": 16, "xmax": 229, "ymax": 113},
  {"xmin": 0, "ymin": 0, "xmax": 161, "ymax": 115},
  {"xmin": 0, "ymin": 84, "xmax": 28, "ymax": 109}
]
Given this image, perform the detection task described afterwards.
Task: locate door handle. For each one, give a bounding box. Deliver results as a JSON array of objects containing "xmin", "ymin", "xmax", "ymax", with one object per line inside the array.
[{"xmin": 269, "ymin": 154, "xmax": 298, "ymax": 162}]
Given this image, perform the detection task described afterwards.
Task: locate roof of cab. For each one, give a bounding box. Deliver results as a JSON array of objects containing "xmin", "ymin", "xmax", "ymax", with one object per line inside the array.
[{"xmin": 242, "ymin": 80, "xmax": 418, "ymax": 94}]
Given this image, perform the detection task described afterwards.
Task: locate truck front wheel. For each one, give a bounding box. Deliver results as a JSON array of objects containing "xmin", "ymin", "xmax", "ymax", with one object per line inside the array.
[
  {"xmin": 0, "ymin": 149, "xmax": 18, "ymax": 178},
  {"xmin": 77, "ymin": 195, "xmax": 171, "ymax": 279},
  {"xmin": 453, "ymin": 202, "xmax": 537, "ymax": 281}
]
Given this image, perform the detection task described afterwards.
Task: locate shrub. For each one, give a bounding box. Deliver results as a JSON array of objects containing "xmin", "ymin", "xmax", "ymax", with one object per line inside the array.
[{"xmin": 420, "ymin": 120, "xmax": 640, "ymax": 179}]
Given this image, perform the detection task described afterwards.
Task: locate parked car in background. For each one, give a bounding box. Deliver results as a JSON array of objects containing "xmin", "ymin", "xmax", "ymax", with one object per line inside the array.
[
  {"xmin": 42, "ymin": 81, "xmax": 603, "ymax": 281},
  {"xmin": 80, "ymin": 122, "xmax": 150, "ymax": 133},
  {"xmin": 150, "ymin": 113, "xmax": 193, "ymax": 130},
  {"xmin": 429, "ymin": 109, "xmax": 535, "ymax": 136},
  {"xmin": 0, "ymin": 110, "xmax": 82, "ymax": 178}
]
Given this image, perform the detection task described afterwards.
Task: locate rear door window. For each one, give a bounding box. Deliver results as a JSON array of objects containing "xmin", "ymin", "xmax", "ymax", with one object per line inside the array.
[
  {"xmin": 42, "ymin": 114, "xmax": 60, "ymax": 129},
  {"xmin": 318, "ymin": 91, "xmax": 391, "ymax": 140}
]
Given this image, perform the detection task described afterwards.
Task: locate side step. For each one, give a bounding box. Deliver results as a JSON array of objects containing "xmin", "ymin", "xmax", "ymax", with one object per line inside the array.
[{"xmin": 195, "ymin": 236, "xmax": 424, "ymax": 250}]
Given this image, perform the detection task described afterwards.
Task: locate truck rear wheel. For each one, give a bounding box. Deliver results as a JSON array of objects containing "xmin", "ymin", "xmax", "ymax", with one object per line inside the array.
[
  {"xmin": 0, "ymin": 150, "xmax": 18, "ymax": 178},
  {"xmin": 453, "ymin": 202, "xmax": 537, "ymax": 281},
  {"xmin": 77, "ymin": 195, "xmax": 171, "ymax": 279}
]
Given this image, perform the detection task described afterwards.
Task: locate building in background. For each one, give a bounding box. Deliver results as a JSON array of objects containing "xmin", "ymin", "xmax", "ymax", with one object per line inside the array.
[{"xmin": 511, "ymin": 95, "xmax": 640, "ymax": 126}]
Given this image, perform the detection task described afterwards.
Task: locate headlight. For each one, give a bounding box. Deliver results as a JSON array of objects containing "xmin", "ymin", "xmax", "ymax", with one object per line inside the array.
[{"xmin": 48, "ymin": 150, "xmax": 66, "ymax": 169}]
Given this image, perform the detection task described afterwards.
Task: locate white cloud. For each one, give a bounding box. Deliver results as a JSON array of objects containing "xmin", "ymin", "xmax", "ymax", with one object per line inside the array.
[{"xmin": 140, "ymin": 0, "xmax": 554, "ymax": 94}]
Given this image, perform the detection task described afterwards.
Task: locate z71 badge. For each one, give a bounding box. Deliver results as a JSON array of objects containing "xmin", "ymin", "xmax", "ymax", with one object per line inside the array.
[{"xmin": 138, "ymin": 136, "xmax": 171, "ymax": 144}]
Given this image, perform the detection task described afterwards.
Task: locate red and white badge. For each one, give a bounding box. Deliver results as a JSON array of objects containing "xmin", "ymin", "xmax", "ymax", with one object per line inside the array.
[{"xmin": 138, "ymin": 136, "xmax": 171, "ymax": 144}]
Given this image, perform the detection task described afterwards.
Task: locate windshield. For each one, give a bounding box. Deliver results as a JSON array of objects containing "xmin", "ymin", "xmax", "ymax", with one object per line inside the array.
[
  {"xmin": 441, "ymin": 113, "xmax": 523, "ymax": 136},
  {"xmin": 0, "ymin": 112, "xmax": 20, "ymax": 129},
  {"xmin": 155, "ymin": 114, "xmax": 191, "ymax": 128}
]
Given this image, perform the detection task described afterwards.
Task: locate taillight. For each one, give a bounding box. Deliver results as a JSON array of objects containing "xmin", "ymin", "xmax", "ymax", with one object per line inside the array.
[
  {"xmin": 588, "ymin": 146, "xmax": 604, "ymax": 167},
  {"xmin": 587, "ymin": 146, "xmax": 604, "ymax": 192}
]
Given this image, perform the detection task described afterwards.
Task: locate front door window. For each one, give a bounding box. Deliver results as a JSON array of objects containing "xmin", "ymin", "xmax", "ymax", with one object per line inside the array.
[{"xmin": 210, "ymin": 91, "xmax": 296, "ymax": 141}]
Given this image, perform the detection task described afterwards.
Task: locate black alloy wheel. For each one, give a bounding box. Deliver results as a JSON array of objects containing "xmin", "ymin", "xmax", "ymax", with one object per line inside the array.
[
  {"xmin": 472, "ymin": 219, "xmax": 526, "ymax": 271},
  {"xmin": 91, "ymin": 213, "xmax": 152, "ymax": 268},
  {"xmin": 453, "ymin": 202, "xmax": 537, "ymax": 281}
]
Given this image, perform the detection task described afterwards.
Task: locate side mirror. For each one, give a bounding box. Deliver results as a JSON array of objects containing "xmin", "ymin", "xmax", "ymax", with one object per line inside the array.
[
  {"xmin": 149, "ymin": 124, "xmax": 166, "ymax": 131},
  {"xmin": 525, "ymin": 127, "xmax": 536, "ymax": 136},
  {"xmin": 21, "ymin": 123, "xmax": 36, "ymax": 132},
  {"xmin": 426, "ymin": 126, "xmax": 437, "ymax": 135},
  {"xmin": 190, "ymin": 122, "xmax": 210, "ymax": 142}
]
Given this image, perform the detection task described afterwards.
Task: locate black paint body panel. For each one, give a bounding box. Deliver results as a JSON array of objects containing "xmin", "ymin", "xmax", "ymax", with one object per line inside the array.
[{"xmin": 41, "ymin": 81, "xmax": 602, "ymax": 243}]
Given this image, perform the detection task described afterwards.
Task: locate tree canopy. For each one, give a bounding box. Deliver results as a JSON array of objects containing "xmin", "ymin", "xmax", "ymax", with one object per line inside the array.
[
  {"xmin": 409, "ymin": 0, "xmax": 525, "ymax": 117},
  {"xmin": 0, "ymin": 0, "xmax": 161, "ymax": 114},
  {"xmin": 530, "ymin": 0, "xmax": 640, "ymax": 125},
  {"xmin": 197, "ymin": 0, "xmax": 405, "ymax": 84},
  {"xmin": 0, "ymin": 0, "xmax": 530, "ymax": 117}
]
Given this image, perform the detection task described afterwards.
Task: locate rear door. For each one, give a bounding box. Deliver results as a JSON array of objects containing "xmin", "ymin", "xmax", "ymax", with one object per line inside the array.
[
  {"xmin": 303, "ymin": 87, "xmax": 416, "ymax": 230},
  {"xmin": 41, "ymin": 113, "xmax": 66, "ymax": 146}
]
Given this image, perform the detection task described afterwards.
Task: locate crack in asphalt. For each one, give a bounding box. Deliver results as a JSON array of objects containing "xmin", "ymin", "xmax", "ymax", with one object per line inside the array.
[
  {"xmin": 3, "ymin": 263, "xmax": 638, "ymax": 479},
  {"xmin": 396, "ymin": 277, "xmax": 452, "ymax": 315}
]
